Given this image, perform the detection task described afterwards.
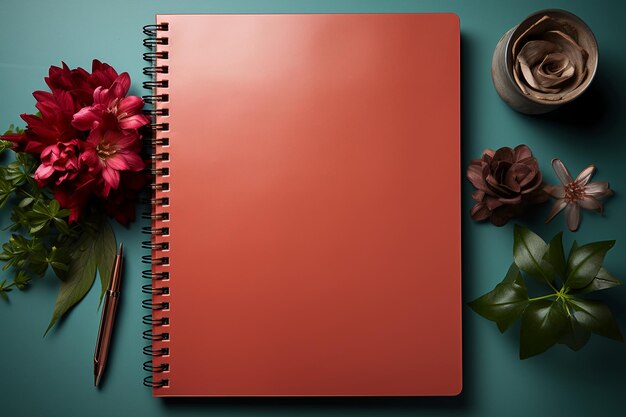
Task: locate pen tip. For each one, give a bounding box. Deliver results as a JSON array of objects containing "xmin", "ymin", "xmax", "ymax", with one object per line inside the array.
[{"xmin": 118, "ymin": 242, "xmax": 123, "ymax": 255}]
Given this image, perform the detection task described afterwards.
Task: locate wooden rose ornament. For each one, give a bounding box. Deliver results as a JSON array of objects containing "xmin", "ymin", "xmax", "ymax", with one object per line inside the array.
[{"xmin": 492, "ymin": 9, "xmax": 598, "ymax": 114}]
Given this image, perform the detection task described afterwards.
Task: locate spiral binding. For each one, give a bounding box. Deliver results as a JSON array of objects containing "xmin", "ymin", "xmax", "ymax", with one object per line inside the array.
[{"xmin": 142, "ymin": 21, "xmax": 170, "ymax": 390}]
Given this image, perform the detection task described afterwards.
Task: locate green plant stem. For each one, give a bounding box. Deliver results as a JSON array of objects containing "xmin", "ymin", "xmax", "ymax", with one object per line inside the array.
[
  {"xmin": 529, "ymin": 294, "xmax": 557, "ymax": 302},
  {"xmin": 562, "ymin": 300, "xmax": 572, "ymax": 317},
  {"xmin": 529, "ymin": 287, "xmax": 573, "ymax": 303}
]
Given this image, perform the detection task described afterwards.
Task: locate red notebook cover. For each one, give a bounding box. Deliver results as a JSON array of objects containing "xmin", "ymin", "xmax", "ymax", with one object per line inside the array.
[{"xmin": 147, "ymin": 13, "xmax": 461, "ymax": 397}]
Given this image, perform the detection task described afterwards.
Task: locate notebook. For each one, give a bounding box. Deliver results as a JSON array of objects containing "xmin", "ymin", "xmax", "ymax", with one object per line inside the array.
[{"xmin": 143, "ymin": 13, "xmax": 461, "ymax": 397}]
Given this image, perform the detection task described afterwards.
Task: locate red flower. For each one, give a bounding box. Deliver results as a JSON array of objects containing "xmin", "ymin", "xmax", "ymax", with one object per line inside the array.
[
  {"xmin": 83, "ymin": 128, "xmax": 144, "ymax": 197},
  {"xmin": 2, "ymin": 60, "xmax": 147, "ymax": 225},
  {"xmin": 45, "ymin": 62, "xmax": 93, "ymax": 109},
  {"xmin": 45, "ymin": 60, "xmax": 119, "ymax": 109},
  {"xmin": 8, "ymin": 90, "xmax": 79, "ymax": 154},
  {"xmin": 34, "ymin": 139, "xmax": 83, "ymax": 186},
  {"xmin": 72, "ymin": 73, "xmax": 150, "ymax": 131},
  {"xmin": 88, "ymin": 60, "xmax": 120, "ymax": 94}
]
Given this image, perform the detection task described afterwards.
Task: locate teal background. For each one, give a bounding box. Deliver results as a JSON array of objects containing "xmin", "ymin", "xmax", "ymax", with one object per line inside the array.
[{"xmin": 1, "ymin": 0, "xmax": 625, "ymax": 415}]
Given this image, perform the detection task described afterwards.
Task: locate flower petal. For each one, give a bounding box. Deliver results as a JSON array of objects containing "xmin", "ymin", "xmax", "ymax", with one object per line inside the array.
[
  {"xmin": 482, "ymin": 149, "xmax": 495, "ymax": 159},
  {"xmin": 123, "ymin": 152, "xmax": 145, "ymax": 171},
  {"xmin": 492, "ymin": 147, "xmax": 515, "ymax": 164},
  {"xmin": 584, "ymin": 181, "xmax": 610, "ymax": 197},
  {"xmin": 578, "ymin": 196, "xmax": 602, "ymax": 212},
  {"xmin": 546, "ymin": 184, "xmax": 566, "ymax": 198},
  {"xmin": 102, "ymin": 166, "xmax": 120, "ymax": 191},
  {"xmin": 72, "ymin": 106, "xmax": 103, "ymax": 130},
  {"xmin": 542, "ymin": 30, "xmax": 588, "ymax": 93},
  {"xmin": 119, "ymin": 114, "xmax": 150, "ymax": 130},
  {"xmin": 34, "ymin": 164, "xmax": 55, "ymax": 181},
  {"xmin": 565, "ymin": 203, "xmax": 581, "ymax": 232},
  {"xmin": 513, "ymin": 144, "xmax": 533, "ymax": 161},
  {"xmin": 471, "ymin": 190, "xmax": 485, "ymax": 202},
  {"xmin": 485, "ymin": 196, "xmax": 504, "ymax": 210},
  {"xmin": 533, "ymin": 53, "xmax": 575, "ymax": 89},
  {"xmin": 92, "ymin": 86, "xmax": 108, "ymax": 106},
  {"xmin": 575, "ymin": 164, "xmax": 596, "ymax": 186},
  {"xmin": 106, "ymin": 152, "xmax": 144, "ymax": 171},
  {"xmin": 545, "ymin": 199, "xmax": 568, "ymax": 223},
  {"xmin": 117, "ymin": 96, "xmax": 144, "ymax": 115},
  {"xmin": 470, "ymin": 203, "xmax": 490, "ymax": 221},
  {"xmin": 517, "ymin": 40, "xmax": 561, "ymax": 92},
  {"xmin": 86, "ymin": 128, "xmax": 104, "ymax": 146},
  {"xmin": 467, "ymin": 163, "xmax": 488, "ymax": 190},
  {"xmin": 552, "ymin": 159, "xmax": 573, "ymax": 185},
  {"xmin": 111, "ymin": 73, "xmax": 131, "ymax": 98}
]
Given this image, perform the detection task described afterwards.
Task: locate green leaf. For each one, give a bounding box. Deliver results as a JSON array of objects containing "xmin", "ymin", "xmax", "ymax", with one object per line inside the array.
[
  {"xmin": 53, "ymin": 218, "xmax": 71, "ymax": 235},
  {"xmin": 513, "ymin": 225, "xmax": 550, "ymax": 283},
  {"xmin": 3, "ymin": 123, "xmax": 24, "ymax": 135},
  {"xmin": 94, "ymin": 219, "xmax": 117, "ymax": 308},
  {"xmin": 25, "ymin": 199, "xmax": 72, "ymax": 236},
  {"xmin": 576, "ymin": 268, "xmax": 622, "ymax": 294},
  {"xmin": 0, "ymin": 140, "xmax": 14, "ymax": 153},
  {"xmin": 559, "ymin": 313, "xmax": 591, "ymax": 351},
  {"xmin": 567, "ymin": 299, "xmax": 623, "ymax": 342},
  {"xmin": 544, "ymin": 232, "xmax": 566, "ymax": 279},
  {"xmin": 0, "ymin": 175, "xmax": 16, "ymax": 208},
  {"xmin": 519, "ymin": 299, "xmax": 568, "ymax": 359},
  {"xmin": 48, "ymin": 246, "xmax": 71, "ymax": 278},
  {"xmin": 45, "ymin": 237, "xmax": 98, "ymax": 335},
  {"xmin": 565, "ymin": 241, "xmax": 615, "ymax": 289},
  {"xmin": 0, "ymin": 279, "xmax": 13, "ymax": 301},
  {"xmin": 18, "ymin": 197, "xmax": 34, "ymax": 208},
  {"xmin": 13, "ymin": 270, "xmax": 31, "ymax": 290},
  {"xmin": 468, "ymin": 263, "xmax": 529, "ymax": 333}
]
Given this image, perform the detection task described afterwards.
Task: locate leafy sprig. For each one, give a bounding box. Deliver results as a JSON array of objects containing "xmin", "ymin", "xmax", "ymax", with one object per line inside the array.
[
  {"xmin": 0, "ymin": 125, "xmax": 116, "ymax": 334},
  {"xmin": 470, "ymin": 225, "xmax": 623, "ymax": 359}
]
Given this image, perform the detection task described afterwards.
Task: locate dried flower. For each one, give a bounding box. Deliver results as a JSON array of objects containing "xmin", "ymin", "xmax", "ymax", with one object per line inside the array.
[
  {"xmin": 512, "ymin": 15, "xmax": 590, "ymax": 101},
  {"xmin": 545, "ymin": 159, "xmax": 614, "ymax": 231},
  {"xmin": 467, "ymin": 145, "xmax": 547, "ymax": 226}
]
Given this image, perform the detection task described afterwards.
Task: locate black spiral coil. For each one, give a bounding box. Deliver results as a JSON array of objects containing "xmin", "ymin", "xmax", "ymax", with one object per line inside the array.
[{"xmin": 142, "ymin": 22, "xmax": 170, "ymax": 390}]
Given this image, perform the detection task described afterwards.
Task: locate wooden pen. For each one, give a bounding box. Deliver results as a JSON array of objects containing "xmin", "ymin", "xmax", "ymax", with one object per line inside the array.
[{"xmin": 94, "ymin": 243, "xmax": 123, "ymax": 387}]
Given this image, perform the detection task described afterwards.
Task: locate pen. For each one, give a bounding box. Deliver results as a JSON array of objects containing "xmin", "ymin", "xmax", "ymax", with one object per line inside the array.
[{"xmin": 94, "ymin": 243, "xmax": 124, "ymax": 387}]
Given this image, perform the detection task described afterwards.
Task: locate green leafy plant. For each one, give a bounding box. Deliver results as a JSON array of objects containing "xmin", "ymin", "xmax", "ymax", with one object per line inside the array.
[
  {"xmin": 0, "ymin": 126, "xmax": 116, "ymax": 334},
  {"xmin": 469, "ymin": 225, "xmax": 623, "ymax": 359}
]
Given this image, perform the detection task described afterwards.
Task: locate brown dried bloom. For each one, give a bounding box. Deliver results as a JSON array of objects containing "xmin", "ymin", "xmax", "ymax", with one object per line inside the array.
[
  {"xmin": 467, "ymin": 145, "xmax": 547, "ymax": 226},
  {"xmin": 545, "ymin": 159, "xmax": 614, "ymax": 232},
  {"xmin": 512, "ymin": 15, "xmax": 589, "ymax": 101}
]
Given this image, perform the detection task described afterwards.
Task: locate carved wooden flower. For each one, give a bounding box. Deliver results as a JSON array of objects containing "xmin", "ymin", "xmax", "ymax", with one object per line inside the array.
[{"xmin": 512, "ymin": 15, "xmax": 589, "ymax": 101}]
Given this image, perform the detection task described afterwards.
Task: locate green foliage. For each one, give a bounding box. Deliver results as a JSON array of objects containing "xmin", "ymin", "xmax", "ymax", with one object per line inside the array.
[
  {"xmin": 468, "ymin": 264, "xmax": 528, "ymax": 333},
  {"xmin": 94, "ymin": 219, "xmax": 116, "ymax": 307},
  {"xmin": 0, "ymin": 124, "xmax": 117, "ymax": 334},
  {"xmin": 470, "ymin": 225, "xmax": 623, "ymax": 359},
  {"xmin": 0, "ymin": 279, "xmax": 13, "ymax": 301},
  {"xmin": 45, "ymin": 217, "xmax": 116, "ymax": 334}
]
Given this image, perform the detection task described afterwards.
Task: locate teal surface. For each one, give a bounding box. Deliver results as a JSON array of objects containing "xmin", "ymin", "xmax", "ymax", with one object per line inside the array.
[{"xmin": 1, "ymin": 0, "xmax": 625, "ymax": 415}]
